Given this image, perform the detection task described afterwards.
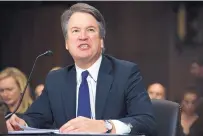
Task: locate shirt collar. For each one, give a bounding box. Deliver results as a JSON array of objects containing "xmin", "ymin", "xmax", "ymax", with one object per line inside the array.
[{"xmin": 75, "ymin": 55, "xmax": 102, "ymax": 82}]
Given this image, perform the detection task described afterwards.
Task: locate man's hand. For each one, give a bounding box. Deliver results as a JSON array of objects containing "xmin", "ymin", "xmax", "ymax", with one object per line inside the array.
[
  {"xmin": 6, "ymin": 114, "xmax": 26, "ymax": 131},
  {"xmin": 60, "ymin": 116, "xmax": 111, "ymax": 133}
]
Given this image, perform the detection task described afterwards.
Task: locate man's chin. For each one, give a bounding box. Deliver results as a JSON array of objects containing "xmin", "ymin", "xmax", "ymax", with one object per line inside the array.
[{"xmin": 75, "ymin": 55, "xmax": 91, "ymax": 61}]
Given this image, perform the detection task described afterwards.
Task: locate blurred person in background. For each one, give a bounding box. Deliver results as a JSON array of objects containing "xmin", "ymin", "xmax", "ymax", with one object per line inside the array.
[
  {"xmin": 0, "ymin": 67, "xmax": 33, "ymax": 115},
  {"xmin": 34, "ymin": 84, "xmax": 44, "ymax": 98},
  {"xmin": 147, "ymin": 83, "xmax": 166, "ymax": 100},
  {"xmin": 190, "ymin": 56, "xmax": 203, "ymax": 96},
  {"xmin": 35, "ymin": 66, "xmax": 62, "ymax": 98},
  {"xmin": 190, "ymin": 56, "xmax": 203, "ymax": 118},
  {"xmin": 180, "ymin": 86, "xmax": 203, "ymax": 136},
  {"xmin": 190, "ymin": 56, "xmax": 203, "ymax": 79},
  {"xmin": 50, "ymin": 66, "xmax": 62, "ymax": 72}
]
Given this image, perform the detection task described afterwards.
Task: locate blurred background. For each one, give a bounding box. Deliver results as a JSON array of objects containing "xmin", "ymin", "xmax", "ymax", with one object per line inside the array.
[{"xmin": 0, "ymin": 1, "xmax": 203, "ymax": 102}]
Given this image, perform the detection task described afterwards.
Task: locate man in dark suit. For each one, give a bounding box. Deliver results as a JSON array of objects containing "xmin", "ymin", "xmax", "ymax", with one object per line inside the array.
[{"xmin": 6, "ymin": 3, "xmax": 156, "ymax": 135}]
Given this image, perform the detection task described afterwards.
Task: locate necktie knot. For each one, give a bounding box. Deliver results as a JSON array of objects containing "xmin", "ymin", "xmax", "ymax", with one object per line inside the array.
[{"xmin": 81, "ymin": 70, "xmax": 89, "ymax": 81}]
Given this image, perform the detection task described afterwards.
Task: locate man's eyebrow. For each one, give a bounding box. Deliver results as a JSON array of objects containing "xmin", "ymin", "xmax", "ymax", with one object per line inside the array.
[
  {"xmin": 71, "ymin": 27, "xmax": 80, "ymax": 29},
  {"xmin": 70, "ymin": 26, "xmax": 97, "ymax": 30},
  {"xmin": 87, "ymin": 26, "xmax": 97, "ymax": 29}
]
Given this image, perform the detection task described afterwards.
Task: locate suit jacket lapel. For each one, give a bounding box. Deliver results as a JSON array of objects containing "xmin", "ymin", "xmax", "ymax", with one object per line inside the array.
[
  {"xmin": 95, "ymin": 55, "xmax": 113, "ymax": 119},
  {"xmin": 61, "ymin": 66, "xmax": 76, "ymax": 121}
]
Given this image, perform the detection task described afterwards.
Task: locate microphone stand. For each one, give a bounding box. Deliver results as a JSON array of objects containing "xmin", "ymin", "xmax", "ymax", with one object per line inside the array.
[{"xmin": 5, "ymin": 50, "xmax": 53, "ymax": 120}]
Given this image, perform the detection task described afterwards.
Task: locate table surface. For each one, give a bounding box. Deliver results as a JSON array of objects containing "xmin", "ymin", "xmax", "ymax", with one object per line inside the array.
[{"xmin": 3, "ymin": 132, "xmax": 146, "ymax": 136}]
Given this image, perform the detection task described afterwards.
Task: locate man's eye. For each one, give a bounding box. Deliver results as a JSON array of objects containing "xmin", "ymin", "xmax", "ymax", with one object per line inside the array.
[
  {"xmin": 72, "ymin": 30, "xmax": 79, "ymax": 33},
  {"xmin": 88, "ymin": 28, "xmax": 95, "ymax": 32}
]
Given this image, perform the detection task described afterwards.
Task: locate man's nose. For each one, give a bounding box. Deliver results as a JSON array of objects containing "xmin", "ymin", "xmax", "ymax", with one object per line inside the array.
[{"xmin": 79, "ymin": 31, "xmax": 88, "ymax": 40}]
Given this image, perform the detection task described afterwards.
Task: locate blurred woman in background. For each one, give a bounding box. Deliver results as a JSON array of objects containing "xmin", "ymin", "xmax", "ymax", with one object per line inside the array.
[
  {"xmin": 0, "ymin": 67, "xmax": 33, "ymax": 115},
  {"xmin": 180, "ymin": 86, "xmax": 203, "ymax": 136}
]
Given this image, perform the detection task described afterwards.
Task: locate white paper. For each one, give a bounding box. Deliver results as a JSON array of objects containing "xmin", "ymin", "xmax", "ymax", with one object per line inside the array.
[
  {"xmin": 8, "ymin": 123, "xmax": 123, "ymax": 135},
  {"xmin": 8, "ymin": 129, "xmax": 59, "ymax": 134},
  {"xmin": 8, "ymin": 123, "xmax": 59, "ymax": 134}
]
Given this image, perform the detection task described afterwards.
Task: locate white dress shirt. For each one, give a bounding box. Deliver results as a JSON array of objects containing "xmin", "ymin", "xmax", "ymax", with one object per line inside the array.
[{"xmin": 75, "ymin": 55, "xmax": 131, "ymax": 134}]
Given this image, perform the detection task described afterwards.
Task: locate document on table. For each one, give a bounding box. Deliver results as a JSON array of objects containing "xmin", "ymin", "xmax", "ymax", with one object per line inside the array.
[
  {"xmin": 8, "ymin": 123, "xmax": 59, "ymax": 134},
  {"xmin": 8, "ymin": 123, "xmax": 132, "ymax": 135}
]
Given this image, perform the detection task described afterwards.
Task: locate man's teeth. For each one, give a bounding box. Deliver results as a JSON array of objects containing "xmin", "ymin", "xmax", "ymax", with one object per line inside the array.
[{"xmin": 80, "ymin": 44, "xmax": 88, "ymax": 49}]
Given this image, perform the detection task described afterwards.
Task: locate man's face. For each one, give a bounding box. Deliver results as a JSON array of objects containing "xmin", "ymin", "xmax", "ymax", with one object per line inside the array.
[
  {"xmin": 65, "ymin": 12, "xmax": 103, "ymax": 63},
  {"xmin": 190, "ymin": 63, "xmax": 202, "ymax": 78},
  {"xmin": 147, "ymin": 84, "xmax": 165, "ymax": 100}
]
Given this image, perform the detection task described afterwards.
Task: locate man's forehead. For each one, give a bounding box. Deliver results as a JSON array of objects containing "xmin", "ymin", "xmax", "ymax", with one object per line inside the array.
[{"xmin": 68, "ymin": 12, "xmax": 98, "ymax": 27}]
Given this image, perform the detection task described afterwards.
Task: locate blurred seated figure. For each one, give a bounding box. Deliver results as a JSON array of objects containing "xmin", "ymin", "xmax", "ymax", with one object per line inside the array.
[
  {"xmin": 0, "ymin": 67, "xmax": 33, "ymax": 115},
  {"xmin": 147, "ymin": 83, "xmax": 166, "ymax": 100},
  {"xmin": 50, "ymin": 66, "xmax": 62, "ymax": 72},
  {"xmin": 34, "ymin": 84, "xmax": 44, "ymax": 98},
  {"xmin": 190, "ymin": 56, "xmax": 203, "ymax": 117},
  {"xmin": 35, "ymin": 66, "xmax": 62, "ymax": 98},
  {"xmin": 180, "ymin": 86, "xmax": 203, "ymax": 136}
]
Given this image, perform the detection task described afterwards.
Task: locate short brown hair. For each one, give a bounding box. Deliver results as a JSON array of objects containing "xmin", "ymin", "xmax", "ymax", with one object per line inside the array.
[{"xmin": 61, "ymin": 3, "xmax": 106, "ymax": 40}]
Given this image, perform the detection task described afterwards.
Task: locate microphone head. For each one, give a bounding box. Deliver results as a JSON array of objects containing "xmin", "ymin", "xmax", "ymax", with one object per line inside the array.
[{"xmin": 44, "ymin": 50, "xmax": 53, "ymax": 56}]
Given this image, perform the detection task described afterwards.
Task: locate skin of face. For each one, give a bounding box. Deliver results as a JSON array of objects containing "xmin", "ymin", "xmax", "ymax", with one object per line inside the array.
[
  {"xmin": 147, "ymin": 83, "xmax": 165, "ymax": 100},
  {"xmin": 0, "ymin": 77, "xmax": 21, "ymax": 108},
  {"xmin": 181, "ymin": 92, "xmax": 198, "ymax": 115},
  {"xmin": 190, "ymin": 63, "xmax": 201, "ymax": 77},
  {"xmin": 65, "ymin": 12, "xmax": 104, "ymax": 69}
]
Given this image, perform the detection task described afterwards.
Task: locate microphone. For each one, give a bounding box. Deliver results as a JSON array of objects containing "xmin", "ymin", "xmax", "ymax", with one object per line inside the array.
[
  {"xmin": 38, "ymin": 50, "xmax": 53, "ymax": 57},
  {"xmin": 5, "ymin": 50, "xmax": 53, "ymax": 120}
]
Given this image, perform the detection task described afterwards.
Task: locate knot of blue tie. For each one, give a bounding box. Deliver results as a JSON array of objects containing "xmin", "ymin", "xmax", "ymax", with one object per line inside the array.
[{"xmin": 81, "ymin": 70, "xmax": 89, "ymax": 81}]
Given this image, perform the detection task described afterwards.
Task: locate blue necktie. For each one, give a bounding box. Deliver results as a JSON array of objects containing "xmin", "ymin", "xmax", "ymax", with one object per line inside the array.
[{"xmin": 77, "ymin": 70, "xmax": 91, "ymax": 118}]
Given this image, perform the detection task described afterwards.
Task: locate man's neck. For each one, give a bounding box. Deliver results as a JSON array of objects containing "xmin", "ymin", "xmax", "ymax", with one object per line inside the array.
[
  {"xmin": 76, "ymin": 62, "xmax": 95, "ymax": 69},
  {"xmin": 75, "ymin": 55, "xmax": 101, "ymax": 69}
]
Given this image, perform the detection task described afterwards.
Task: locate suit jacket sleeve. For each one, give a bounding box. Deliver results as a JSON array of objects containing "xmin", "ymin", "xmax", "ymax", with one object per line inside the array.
[
  {"xmin": 22, "ymin": 74, "xmax": 54, "ymax": 128},
  {"xmin": 119, "ymin": 65, "xmax": 157, "ymax": 136}
]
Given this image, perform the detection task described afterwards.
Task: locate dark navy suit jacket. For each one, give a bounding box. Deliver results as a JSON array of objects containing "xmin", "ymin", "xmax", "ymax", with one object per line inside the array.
[{"xmin": 23, "ymin": 55, "xmax": 156, "ymax": 136}]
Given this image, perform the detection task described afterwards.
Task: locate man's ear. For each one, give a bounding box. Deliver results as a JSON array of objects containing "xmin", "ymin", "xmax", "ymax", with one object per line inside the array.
[
  {"xmin": 101, "ymin": 39, "xmax": 104, "ymax": 48},
  {"xmin": 65, "ymin": 42, "xmax": 69, "ymax": 50}
]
